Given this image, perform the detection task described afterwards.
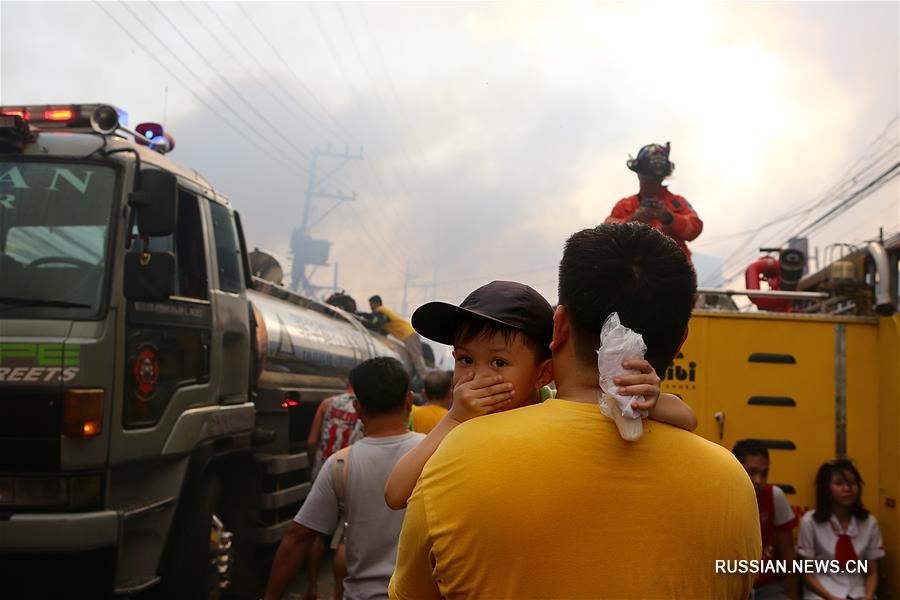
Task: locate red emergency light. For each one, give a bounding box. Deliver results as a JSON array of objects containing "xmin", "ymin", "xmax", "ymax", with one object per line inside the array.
[
  {"xmin": 0, "ymin": 103, "xmax": 126, "ymax": 133},
  {"xmin": 44, "ymin": 108, "xmax": 74, "ymax": 121},
  {"xmin": 2, "ymin": 109, "xmax": 29, "ymax": 119}
]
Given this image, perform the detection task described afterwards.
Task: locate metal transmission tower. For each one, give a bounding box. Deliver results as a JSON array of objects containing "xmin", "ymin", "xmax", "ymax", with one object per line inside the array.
[{"xmin": 291, "ymin": 146, "xmax": 363, "ymax": 294}]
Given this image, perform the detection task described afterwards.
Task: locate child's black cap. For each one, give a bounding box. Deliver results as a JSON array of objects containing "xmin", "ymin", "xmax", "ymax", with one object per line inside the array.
[{"xmin": 411, "ymin": 281, "xmax": 554, "ymax": 350}]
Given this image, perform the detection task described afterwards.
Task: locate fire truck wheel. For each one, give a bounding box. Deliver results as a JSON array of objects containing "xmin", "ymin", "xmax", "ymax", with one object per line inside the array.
[
  {"xmin": 159, "ymin": 470, "xmax": 243, "ymax": 600},
  {"xmin": 217, "ymin": 459, "xmax": 259, "ymax": 599}
]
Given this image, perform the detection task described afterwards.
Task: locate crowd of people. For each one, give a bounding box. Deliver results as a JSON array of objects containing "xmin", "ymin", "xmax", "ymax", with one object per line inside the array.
[{"xmin": 261, "ymin": 146, "xmax": 883, "ymax": 599}]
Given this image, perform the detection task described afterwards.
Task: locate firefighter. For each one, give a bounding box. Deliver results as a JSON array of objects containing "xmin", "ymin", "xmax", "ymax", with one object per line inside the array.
[{"xmin": 605, "ymin": 142, "xmax": 703, "ymax": 259}]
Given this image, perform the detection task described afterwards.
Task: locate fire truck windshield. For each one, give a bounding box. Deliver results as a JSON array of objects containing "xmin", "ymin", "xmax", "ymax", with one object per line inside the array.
[{"xmin": 0, "ymin": 160, "xmax": 117, "ymax": 319}]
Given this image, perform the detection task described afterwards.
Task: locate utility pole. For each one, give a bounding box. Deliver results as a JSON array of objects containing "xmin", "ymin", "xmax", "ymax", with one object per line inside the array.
[
  {"xmin": 400, "ymin": 260, "xmax": 438, "ymax": 316},
  {"xmin": 401, "ymin": 261, "xmax": 410, "ymax": 318},
  {"xmin": 291, "ymin": 145, "xmax": 363, "ymax": 295}
]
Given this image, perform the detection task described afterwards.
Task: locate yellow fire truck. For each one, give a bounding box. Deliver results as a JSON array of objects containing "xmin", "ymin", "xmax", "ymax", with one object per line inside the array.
[{"xmin": 665, "ymin": 234, "xmax": 900, "ymax": 595}]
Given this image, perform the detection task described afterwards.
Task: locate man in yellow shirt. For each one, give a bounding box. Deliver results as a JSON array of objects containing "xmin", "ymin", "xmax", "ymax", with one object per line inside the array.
[
  {"xmin": 390, "ymin": 223, "xmax": 760, "ymax": 599},
  {"xmin": 369, "ymin": 295, "xmax": 428, "ymax": 379},
  {"xmin": 411, "ymin": 371, "xmax": 451, "ymax": 434}
]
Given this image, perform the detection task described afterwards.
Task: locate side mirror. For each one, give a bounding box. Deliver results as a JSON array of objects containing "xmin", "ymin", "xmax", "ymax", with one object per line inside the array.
[
  {"xmin": 124, "ymin": 251, "xmax": 175, "ymax": 301},
  {"xmin": 129, "ymin": 170, "xmax": 177, "ymax": 237}
]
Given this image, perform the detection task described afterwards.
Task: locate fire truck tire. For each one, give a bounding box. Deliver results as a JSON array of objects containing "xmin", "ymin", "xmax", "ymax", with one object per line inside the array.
[
  {"xmin": 218, "ymin": 457, "xmax": 259, "ymax": 599},
  {"xmin": 159, "ymin": 472, "xmax": 224, "ymax": 600},
  {"xmin": 158, "ymin": 465, "xmax": 255, "ymax": 600}
]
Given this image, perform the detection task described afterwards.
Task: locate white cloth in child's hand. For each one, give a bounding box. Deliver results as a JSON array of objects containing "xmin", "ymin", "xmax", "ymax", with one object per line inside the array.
[{"xmin": 597, "ymin": 312, "xmax": 648, "ymax": 420}]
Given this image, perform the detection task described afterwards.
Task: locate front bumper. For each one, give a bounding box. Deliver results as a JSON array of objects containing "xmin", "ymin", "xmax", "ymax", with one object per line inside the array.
[
  {"xmin": 0, "ymin": 510, "xmax": 119, "ymax": 596},
  {"xmin": 0, "ymin": 508, "xmax": 119, "ymax": 550}
]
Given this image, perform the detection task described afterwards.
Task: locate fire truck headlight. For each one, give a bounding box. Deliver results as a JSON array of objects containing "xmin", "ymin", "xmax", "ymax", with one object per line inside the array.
[
  {"xmin": 0, "ymin": 475, "xmax": 103, "ymax": 509},
  {"xmin": 7, "ymin": 478, "xmax": 67, "ymax": 506}
]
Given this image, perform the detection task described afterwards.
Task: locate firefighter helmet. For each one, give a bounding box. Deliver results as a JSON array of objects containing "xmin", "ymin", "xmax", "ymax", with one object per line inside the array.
[{"xmin": 627, "ymin": 142, "xmax": 675, "ymax": 177}]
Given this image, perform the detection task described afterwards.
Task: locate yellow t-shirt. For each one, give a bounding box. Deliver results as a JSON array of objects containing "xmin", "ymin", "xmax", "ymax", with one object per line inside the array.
[
  {"xmin": 390, "ymin": 398, "xmax": 760, "ymax": 599},
  {"xmin": 376, "ymin": 306, "xmax": 415, "ymax": 341},
  {"xmin": 411, "ymin": 404, "xmax": 448, "ymax": 434}
]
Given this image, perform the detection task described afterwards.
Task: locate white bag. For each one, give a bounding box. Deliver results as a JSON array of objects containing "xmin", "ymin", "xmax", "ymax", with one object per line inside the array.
[{"xmin": 597, "ymin": 312, "xmax": 647, "ymax": 441}]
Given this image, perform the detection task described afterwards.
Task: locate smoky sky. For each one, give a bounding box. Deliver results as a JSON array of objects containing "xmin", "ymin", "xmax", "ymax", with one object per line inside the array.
[
  {"xmin": 2, "ymin": 1, "xmax": 898, "ymax": 313},
  {"xmin": 165, "ymin": 75, "xmax": 597, "ymax": 309}
]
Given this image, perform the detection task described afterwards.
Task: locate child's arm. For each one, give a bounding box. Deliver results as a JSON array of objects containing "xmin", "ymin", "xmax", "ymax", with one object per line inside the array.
[
  {"xmin": 617, "ymin": 359, "xmax": 698, "ymax": 432},
  {"xmin": 644, "ymin": 393, "xmax": 697, "ymax": 431},
  {"xmin": 384, "ymin": 414, "xmax": 460, "ymax": 510},
  {"xmin": 384, "ymin": 373, "xmax": 514, "ymax": 510}
]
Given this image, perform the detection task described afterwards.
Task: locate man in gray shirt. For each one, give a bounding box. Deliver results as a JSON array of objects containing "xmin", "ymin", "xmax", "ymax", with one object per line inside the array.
[{"xmin": 265, "ymin": 357, "xmax": 424, "ymax": 600}]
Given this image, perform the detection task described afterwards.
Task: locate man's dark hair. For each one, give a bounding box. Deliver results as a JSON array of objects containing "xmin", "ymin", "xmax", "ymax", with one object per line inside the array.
[
  {"xmin": 558, "ymin": 223, "xmax": 696, "ymax": 375},
  {"xmin": 732, "ymin": 439, "xmax": 769, "ymax": 463},
  {"xmin": 423, "ymin": 371, "xmax": 452, "ymax": 401},
  {"xmin": 348, "ymin": 357, "xmax": 409, "ymax": 416},
  {"xmin": 369, "ymin": 295, "xmax": 383, "ymax": 306},
  {"xmin": 454, "ymin": 317, "xmax": 551, "ymax": 361},
  {"xmin": 813, "ymin": 459, "xmax": 869, "ymax": 523}
]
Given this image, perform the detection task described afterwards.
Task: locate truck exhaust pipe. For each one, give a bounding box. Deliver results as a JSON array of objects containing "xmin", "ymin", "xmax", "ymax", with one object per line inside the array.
[{"xmin": 868, "ymin": 241, "xmax": 895, "ymax": 316}]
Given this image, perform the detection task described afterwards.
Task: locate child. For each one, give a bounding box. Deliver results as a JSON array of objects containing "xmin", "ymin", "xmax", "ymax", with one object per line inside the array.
[
  {"xmin": 384, "ymin": 280, "xmax": 697, "ymax": 509},
  {"xmin": 796, "ymin": 459, "xmax": 884, "ymax": 600}
]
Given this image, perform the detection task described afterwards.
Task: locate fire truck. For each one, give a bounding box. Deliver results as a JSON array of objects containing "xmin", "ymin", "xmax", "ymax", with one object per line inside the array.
[
  {"xmin": 0, "ymin": 104, "xmax": 409, "ymax": 597},
  {"xmin": 669, "ymin": 236, "xmax": 900, "ymax": 595}
]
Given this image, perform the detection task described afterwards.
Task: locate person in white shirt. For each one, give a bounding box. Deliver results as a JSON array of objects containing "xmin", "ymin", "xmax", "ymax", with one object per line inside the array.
[
  {"xmin": 796, "ymin": 459, "xmax": 884, "ymax": 600},
  {"xmin": 264, "ymin": 358, "xmax": 424, "ymax": 600}
]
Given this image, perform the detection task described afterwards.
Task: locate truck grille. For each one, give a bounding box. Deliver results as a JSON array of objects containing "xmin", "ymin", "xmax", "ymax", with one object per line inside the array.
[{"xmin": 0, "ymin": 388, "xmax": 62, "ymax": 471}]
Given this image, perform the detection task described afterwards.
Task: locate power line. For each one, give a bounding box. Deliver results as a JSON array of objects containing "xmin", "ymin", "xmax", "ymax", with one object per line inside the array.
[
  {"xmin": 703, "ymin": 119, "xmax": 900, "ymax": 285},
  {"xmin": 691, "ymin": 142, "xmax": 898, "ymax": 251},
  {"xmin": 697, "ymin": 116, "xmax": 898, "ymax": 255},
  {"xmin": 710, "ymin": 163, "xmax": 898, "ymax": 286},
  {"xmin": 227, "ymin": 1, "xmax": 428, "ymax": 288},
  {"xmin": 355, "ymin": 4, "xmax": 446, "ymax": 270},
  {"xmin": 227, "ymin": 0, "xmax": 421, "ymax": 250},
  {"xmin": 357, "ymin": 5, "xmax": 424, "ymax": 154},
  {"xmin": 199, "ymin": 0, "xmax": 389, "ymax": 240},
  {"xmin": 304, "ymin": 3, "xmax": 420, "ymax": 233},
  {"xmin": 335, "ymin": 4, "xmax": 422, "ymax": 190},
  {"xmin": 92, "ymin": 2, "xmax": 303, "ymax": 177},
  {"xmin": 115, "ymin": 2, "xmax": 308, "ymax": 174},
  {"xmin": 180, "ymin": 1, "xmax": 335, "ymax": 158},
  {"xmin": 795, "ymin": 162, "xmax": 899, "ymax": 239},
  {"xmin": 149, "ymin": 1, "xmax": 317, "ymax": 168},
  {"xmin": 95, "ymin": 1, "xmax": 409, "ymax": 289},
  {"xmin": 234, "ymin": 1, "xmax": 357, "ymax": 146},
  {"xmin": 199, "ymin": 1, "xmax": 345, "ymax": 147},
  {"xmin": 181, "ymin": 2, "xmax": 411, "ymax": 285},
  {"xmin": 345, "ymin": 203, "xmax": 408, "ymax": 272},
  {"xmin": 706, "ymin": 140, "xmax": 898, "ymax": 257},
  {"xmin": 715, "ymin": 150, "xmax": 899, "ymax": 282}
]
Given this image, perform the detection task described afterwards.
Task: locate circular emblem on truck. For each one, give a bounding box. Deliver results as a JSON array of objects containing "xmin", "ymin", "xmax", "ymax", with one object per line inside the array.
[{"xmin": 133, "ymin": 346, "xmax": 160, "ymax": 398}]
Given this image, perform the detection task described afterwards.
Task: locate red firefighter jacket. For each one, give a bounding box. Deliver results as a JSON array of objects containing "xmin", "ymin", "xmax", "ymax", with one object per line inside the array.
[{"xmin": 605, "ymin": 187, "xmax": 703, "ymax": 258}]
